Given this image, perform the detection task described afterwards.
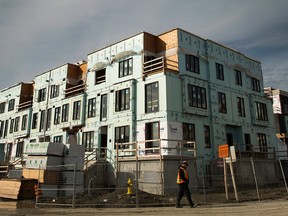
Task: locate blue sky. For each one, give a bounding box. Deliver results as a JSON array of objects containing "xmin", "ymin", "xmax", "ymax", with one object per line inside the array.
[{"xmin": 0, "ymin": 0, "xmax": 287, "ymax": 91}]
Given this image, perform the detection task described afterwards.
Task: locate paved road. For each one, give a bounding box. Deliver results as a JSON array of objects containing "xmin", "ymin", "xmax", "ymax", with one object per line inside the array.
[{"xmin": 0, "ymin": 199, "xmax": 287, "ymax": 216}]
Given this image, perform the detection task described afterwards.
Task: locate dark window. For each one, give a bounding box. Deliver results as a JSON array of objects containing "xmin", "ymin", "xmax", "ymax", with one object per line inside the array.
[
  {"xmin": 245, "ymin": 133, "xmax": 252, "ymax": 151},
  {"xmin": 119, "ymin": 58, "xmax": 133, "ymax": 78},
  {"xmin": 145, "ymin": 82, "xmax": 159, "ymax": 113},
  {"xmin": 0, "ymin": 102, "xmax": 5, "ymax": 113},
  {"xmin": 39, "ymin": 110, "xmax": 45, "ymax": 132},
  {"xmin": 145, "ymin": 122, "xmax": 159, "ymax": 153},
  {"xmin": 204, "ymin": 125, "xmax": 211, "ymax": 148},
  {"xmin": 87, "ymin": 98, "xmax": 96, "ymax": 118},
  {"xmin": 100, "ymin": 94, "xmax": 107, "ymax": 121},
  {"xmin": 218, "ymin": 92, "xmax": 227, "ymax": 113},
  {"xmin": 237, "ymin": 97, "xmax": 245, "ymax": 117},
  {"xmin": 50, "ymin": 85, "xmax": 60, "ymax": 99},
  {"xmin": 115, "ymin": 126, "xmax": 130, "ymax": 149},
  {"xmin": 38, "ymin": 88, "xmax": 46, "ymax": 102},
  {"xmin": 257, "ymin": 133, "xmax": 267, "ymax": 152},
  {"xmin": 183, "ymin": 123, "xmax": 195, "ymax": 141},
  {"xmin": 62, "ymin": 104, "xmax": 69, "ymax": 122},
  {"xmin": 8, "ymin": 99, "xmax": 15, "ymax": 111},
  {"xmin": 73, "ymin": 100, "xmax": 81, "ymax": 120},
  {"xmin": 14, "ymin": 117, "xmax": 20, "ymax": 132},
  {"xmin": 32, "ymin": 113, "xmax": 38, "ymax": 129},
  {"xmin": 9, "ymin": 119, "xmax": 14, "ymax": 134},
  {"xmin": 115, "ymin": 88, "xmax": 130, "ymax": 111},
  {"xmin": 16, "ymin": 141, "xmax": 24, "ymax": 157},
  {"xmin": 53, "ymin": 136, "xmax": 63, "ymax": 143},
  {"xmin": 54, "ymin": 107, "xmax": 61, "ymax": 125},
  {"xmin": 216, "ymin": 63, "xmax": 224, "ymax": 80},
  {"xmin": 188, "ymin": 84, "xmax": 207, "ymax": 109},
  {"xmin": 255, "ymin": 102, "xmax": 268, "ymax": 121},
  {"xmin": 185, "ymin": 54, "xmax": 199, "ymax": 73},
  {"xmin": 235, "ymin": 70, "xmax": 242, "ymax": 86},
  {"xmin": 0, "ymin": 121, "xmax": 4, "ymax": 137},
  {"xmin": 82, "ymin": 131, "xmax": 94, "ymax": 152},
  {"xmin": 95, "ymin": 68, "xmax": 106, "ymax": 84},
  {"xmin": 21, "ymin": 114, "xmax": 27, "ymax": 130},
  {"xmin": 3, "ymin": 120, "xmax": 8, "ymax": 138},
  {"xmin": 46, "ymin": 108, "xmax": 52, "ymax": 130},
  {"xmin": 252, "ymin": 77, "xmax": 261, "ymax": 92}
]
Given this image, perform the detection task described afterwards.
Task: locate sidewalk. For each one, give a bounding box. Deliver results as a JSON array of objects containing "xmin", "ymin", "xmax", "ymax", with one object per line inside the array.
[{"xmin": 0, "ymin": 199, "xmax": 287, "ymax": 216}]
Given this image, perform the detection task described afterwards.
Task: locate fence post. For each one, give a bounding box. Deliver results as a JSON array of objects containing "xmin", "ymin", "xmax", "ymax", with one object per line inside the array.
[
  {"xmin": 136, "ymin": 142, "xmax": 139, "ymax": 208},
  {"xmin": 250, "ymin": 157, "xmax": 260, "ymax": 201},
  {"xmin": 200, "ymin": 157, "xmax": 207, "ymax": 205},
  {"xmin": 278, "ymin": 159, "xmax": 288, "ymax": 194},
  {"xmin": 35, "ymin": 165, "xmax": 41, "ymax": 208},
  {"xmin": 72, "ymin": 163, "xmax": 77, "ymax": 208}
]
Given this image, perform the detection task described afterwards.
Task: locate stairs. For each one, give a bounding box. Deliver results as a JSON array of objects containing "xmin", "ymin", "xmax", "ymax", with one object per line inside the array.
[{"xmin": 0, "ymin": 163, "xmax": 9, "ymax": 178}]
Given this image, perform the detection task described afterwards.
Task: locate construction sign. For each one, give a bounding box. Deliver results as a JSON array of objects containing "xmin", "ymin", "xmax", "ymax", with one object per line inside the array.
[{"xmin": 218, "ymin": 144, "xmax": 229, "ymax": 158}]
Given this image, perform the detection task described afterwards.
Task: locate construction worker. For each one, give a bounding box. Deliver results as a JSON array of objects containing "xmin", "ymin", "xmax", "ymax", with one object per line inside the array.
[{"xmin": 176, "ymin": 160, "xmax": 197, "ymax": 208}]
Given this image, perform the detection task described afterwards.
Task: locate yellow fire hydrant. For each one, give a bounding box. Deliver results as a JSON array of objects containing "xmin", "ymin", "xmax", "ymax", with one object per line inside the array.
[{"xmin": 127, "ymin": 178, "xmax": 133, "ymax": 195}]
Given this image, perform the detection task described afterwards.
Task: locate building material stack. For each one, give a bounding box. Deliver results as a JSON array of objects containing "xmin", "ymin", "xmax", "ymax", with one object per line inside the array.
[
  {"xmin": 23, "ymin": 142, "xmax": 65, "ymax": 198},
  {"xmin": 60, "ymin": 144, "xmax": 85, "ymax": 197}
]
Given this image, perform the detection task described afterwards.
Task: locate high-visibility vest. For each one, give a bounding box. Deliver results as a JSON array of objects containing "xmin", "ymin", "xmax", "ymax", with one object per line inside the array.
[{"xmin": 176, "ymin": 167, "xmax": 189, "ymax": 184}]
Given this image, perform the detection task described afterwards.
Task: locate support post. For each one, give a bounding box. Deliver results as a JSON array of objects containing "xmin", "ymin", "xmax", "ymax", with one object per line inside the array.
[
  {"xmin": 223, "ymin": 157, "xmax": 229, "ymax": 200},
  {"xmin": 229, "ymin": 161, "xmax": 239, "ymax": 202}
]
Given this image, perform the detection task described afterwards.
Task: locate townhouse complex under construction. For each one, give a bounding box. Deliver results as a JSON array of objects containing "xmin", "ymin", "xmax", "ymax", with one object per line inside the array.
[{"xmin": 0, "ymin": 28, "xmax": 286, "ymax": 199}]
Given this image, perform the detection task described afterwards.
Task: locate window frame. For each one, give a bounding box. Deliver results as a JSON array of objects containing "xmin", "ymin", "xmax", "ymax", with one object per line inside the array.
[
  {"xmin": 54, "ymin": 107, "xmax": 61, "ymax": 125},
  {"xmin": 255, "ymin": 102, "xmax": 268, "ymax": 121},
  {"xmin": 204, "ymin": 125, "xmax": 211, "ymax": 148},
  {"xmin": 21, "ymin": 114, "xmax": 28, "ymax": 131},
  {"xmin": 31, "ymin": 113, "xmax": 38, "ymax": 129},
  {"xmin": 115, "ymin": 88, "xmax": 130, "ymax": 112},
  {"xmin": 237, "ymin": 97, "xmax": 246, "ymax": 117},
  {"xmin": 119, "ymin": 58, "xmax": 133, "ymax": 78},
  {"xmin": 95, "ymin": 68, "xmax": 106, "ymax": 84},
  {"xmin": 38, "ymin": 88, "xmax": 46, "ymax": 102},
  {"xmin": 187, "ymin": 84, "xmax": 207, "ymax": 109},
  {"xmin": 100, "ymin": 94, "xmax": 107, "ymax": 121},
  {"xmin": 235, "ymin": 69, "xmax": 243, "ymax": 86},
  {"xmin": 0, "ymin": 102, "xmax": 5, "ymax": 114},
  {"xmin": 185, "ymin": 54, "xmax": 200, "ymax": 74},
  {"xmin": 87, "ymin": 98, "xmax": 96, "ymax": 118},
  {"xmin": 73, "ymin": 100, "xmax": 81, "ymax": 120},
  {"xmin": 257, "ymin": 133, "xmax": 267, "ymax": 152},
  {"xmin": 252, "ymin": 77, "xmax": 261, "ymax": 92},
  {"xmin": 8, "ymin": 99, "xmax": 15, "ymax": 111},
  {"xmin": 82, "ymin": 131, "xmax": 94, "ymax": 152},
  {"xmin": 50, "ymin": 85, "xmax": 60, "ymax": 99},
  {"xmin": 218, "ymin": 92, "xmax": 227, "ymax": 113},
  {"xmin": 114, "ymin": 125, "xmax": 130, "ymax": 149},
  {"xmin": 13, "ymin": 117, "xmax": 20, "ymax": 132},
  {"xmin": 145, "ymin": 82, "xmax": 159, "ymax": 113},
  {"xmin": 61, "ymin": 103, "xmax": 69, "ymax": 122},
  {"xmin": 216, "ymin": 63, "xmax": 224, "ymax": 80},
  {"xmin": 183, "ymin": 123, "xmax": 196, "ymax": 141}
]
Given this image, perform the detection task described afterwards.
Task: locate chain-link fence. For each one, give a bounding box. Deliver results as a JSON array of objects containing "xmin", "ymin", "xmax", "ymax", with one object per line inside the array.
[{"xmin": 30, "ymin": 156, "xmax": 288, "ymax": 208}]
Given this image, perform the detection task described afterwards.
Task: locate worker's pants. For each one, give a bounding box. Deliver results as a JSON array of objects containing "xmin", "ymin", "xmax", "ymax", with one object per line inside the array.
[{"xmin": 176, "ymin": 183, "xmax": 193, "ymax": 206}]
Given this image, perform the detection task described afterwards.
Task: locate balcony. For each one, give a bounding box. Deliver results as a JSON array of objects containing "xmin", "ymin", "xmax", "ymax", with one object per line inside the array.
[
  {"xmin": 64, "ymin": 82, "xmax": 86, "ymax": 98},
  {"xmin": 17, "ymin": 100, "xmax": 33, "ymax": 111},
  {"xmin": 143, "ymin": 56, "xmax": 178, "ymax": 78}
]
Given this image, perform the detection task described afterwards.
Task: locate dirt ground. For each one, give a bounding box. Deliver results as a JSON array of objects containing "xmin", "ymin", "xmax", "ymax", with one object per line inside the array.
[
  {"xmin": 0, "ymin": 199, "xmax": 287, "ymax": 216},
  {"xmin": 0, "ymin": 185, "xmax": 287, "ymax": 215}
]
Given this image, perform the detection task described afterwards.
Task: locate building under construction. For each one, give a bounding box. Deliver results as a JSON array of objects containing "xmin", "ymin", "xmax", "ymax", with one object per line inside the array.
[{"xmin": 0, "ymin": 28, "xmax": 282, "ymax": 198}]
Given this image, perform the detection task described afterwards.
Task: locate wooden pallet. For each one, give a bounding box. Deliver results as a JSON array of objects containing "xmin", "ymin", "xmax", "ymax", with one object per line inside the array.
[{"xmin": 0, "ymin": 179, "xmax": 37, "ymax": 200}]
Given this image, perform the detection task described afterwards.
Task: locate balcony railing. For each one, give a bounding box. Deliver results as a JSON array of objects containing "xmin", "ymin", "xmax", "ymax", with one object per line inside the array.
[
  {"xmin": 64, "ymin": 83, "xmax": 86, "ymax": 98},
  {"xmin": 143, "ymin": 56, "xmax": 178, "ymax": 77},
  {"xmin": 17, "ymin": 100, "xmax": 33, "ymax": 111}
]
